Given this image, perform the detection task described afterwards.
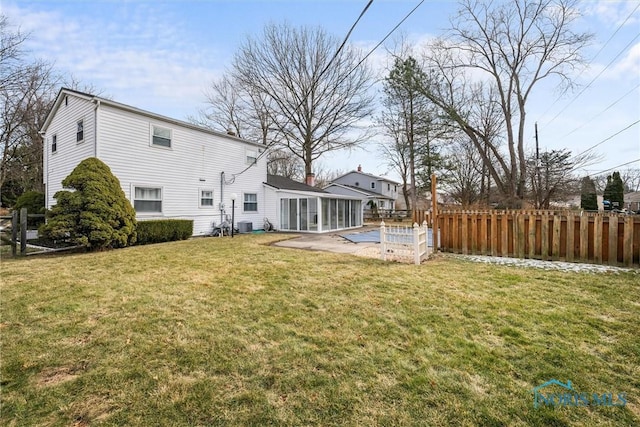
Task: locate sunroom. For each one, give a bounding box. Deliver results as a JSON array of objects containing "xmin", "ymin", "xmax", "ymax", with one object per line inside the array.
[{"xmin": 264, "ymin": 175, "xmax": 363, "ymax": 233}]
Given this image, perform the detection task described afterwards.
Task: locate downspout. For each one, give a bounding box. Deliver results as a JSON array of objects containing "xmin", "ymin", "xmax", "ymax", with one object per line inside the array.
[
  {"xmin": 38, "ymin": 130, "xmax": 48, "ymax": 210},
  {"xmin": 92, "ymin": 99, "xmax": 100, "ymax": 157},
  {"xmin": 220, "ymin": 171, "xmax": 225, "ymax": 223}
]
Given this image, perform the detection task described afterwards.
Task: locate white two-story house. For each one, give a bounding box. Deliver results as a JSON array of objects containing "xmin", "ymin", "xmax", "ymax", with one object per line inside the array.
[
  {"xmin": 324, "ymin": 165, "xmax": 399, "ymax": 215},
  {"xmin": 41, "ymin": 88, "xmax": 268, "ymax": 236},
  {"xmin": 41, "ymin": 88, "xmax": 363, "ymax": 235}
]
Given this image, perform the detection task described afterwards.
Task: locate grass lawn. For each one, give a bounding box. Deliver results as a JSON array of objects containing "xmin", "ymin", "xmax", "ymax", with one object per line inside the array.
[{"xmin": 1, "ymin": 234, "xmax": 638, "ymax": 426}]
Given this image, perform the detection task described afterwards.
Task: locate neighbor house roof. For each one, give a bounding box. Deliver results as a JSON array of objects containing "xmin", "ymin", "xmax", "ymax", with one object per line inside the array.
[
  {"xmin": 332, "ymin": 170, "xmax": 400, "ymax": 185},
  {"xmin": 40, "ymin": 87, "xmax": 265, "ymax": 148},
  {"xmin": 265, "ymin": 174, "xmax": 327, "ymax": 193},
  {"xmin": 324, "ymin": 183, "xmax": 395, "ymax": 200}
]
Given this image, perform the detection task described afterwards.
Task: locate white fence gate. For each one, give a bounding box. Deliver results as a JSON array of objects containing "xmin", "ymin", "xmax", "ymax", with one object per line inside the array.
[{"xmin": 380, "ymin": 221, "xmax": 430, "ymax": 265}]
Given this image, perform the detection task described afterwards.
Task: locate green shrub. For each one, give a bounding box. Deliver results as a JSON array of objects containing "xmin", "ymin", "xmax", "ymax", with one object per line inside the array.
[
  {"xmin": 14, "ymin": 191, "xmax": 45, "ymax": 229},
  {"xmin": 14, "ymin": 191, "xmax": 45, "ymax": 214},
  {"xmin": 40, "ymin": 158, "xmax": 137, "ymax": 250},
  {"xmin": 136, "ymin": 219, "xmax": 193, "ymax": 245}
]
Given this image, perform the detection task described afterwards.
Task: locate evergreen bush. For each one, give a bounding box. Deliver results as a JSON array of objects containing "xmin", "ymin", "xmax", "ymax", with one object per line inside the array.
[
  {"xmin": 40, "ymin": 158, "xmax": 137, "ymax": 249},
  {"xmin": 136, "ymin": 219, "xmax": 193, "ymax": 245}
]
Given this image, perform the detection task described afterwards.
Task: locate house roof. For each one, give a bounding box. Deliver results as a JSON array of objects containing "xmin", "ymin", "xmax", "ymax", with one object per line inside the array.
[
  {"xmin": 324, "ymin": 183, "xmax": 395, "ymax": 200},
  {"xmin": 40, "ymin": 87, "xmax": 265, "ymax": 148},
  {"xmin": 265, "ymin": 174, "xmax": 328, "ymax": 193},
  {"xmin": 332, "ymin": 169, "xmax": 400, "ymax": 185}
]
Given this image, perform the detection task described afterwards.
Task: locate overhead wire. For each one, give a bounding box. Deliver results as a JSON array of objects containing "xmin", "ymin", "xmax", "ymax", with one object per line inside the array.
[
  {"xmin": 591, "ymin": 158, "xmax": 640, "ymax": 176},
  {"xmin": 538, "ymin": 3, "xmax": 640, "ymax": 124},
  {"xmin": 560, "ymin": 83, "xmax": 640, "ymax": 138},
  {"xmin": 543, "ymin": 32, "xmax": 640, "ymax": 127}
]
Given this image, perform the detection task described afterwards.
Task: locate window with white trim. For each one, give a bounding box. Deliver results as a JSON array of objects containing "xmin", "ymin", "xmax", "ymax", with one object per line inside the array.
[
  {"xmin": 370, "ymin": 182, "xmax": 376, "ymax": 189},
  {"xmin": 76, "ymin": 120, "xmax": 84, "ymax": 142},
  {"xmin": 151, "ymin": 125, "xmax": 172, "ymax": 148},
  {"xmin": 200, "ymin": 189, "xmax": 214, "ymax": 207},
  {"xmin": 246, "ymin": 149, "xmax": 257, "ymax": 165},
  {"xmin": 243, "ymin": 193, "xmax": 258, "ymax": 212},
  {"xmin": 134, "ymin": 186, "xmax": 162, "ymax": 213},
  {"xmin": 52, "ymin": 134, "xmax": 57, "ymax": 153}
]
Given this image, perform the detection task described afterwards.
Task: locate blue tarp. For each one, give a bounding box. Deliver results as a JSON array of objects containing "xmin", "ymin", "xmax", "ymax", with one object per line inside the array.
[
  {"xmin": 341, "ymin": 229, "xmax": 435, "ymax": 246},
  {"xmin": 340, "ymin": 230, "xmax": 381, "ymax": 243}
]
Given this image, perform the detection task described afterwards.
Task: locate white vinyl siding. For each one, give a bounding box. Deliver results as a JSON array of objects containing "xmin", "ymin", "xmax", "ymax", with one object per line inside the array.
[
  {"xmin": 243, "ymin": 193, "xmax": 258, "ymax": 212},
  {"xmin": 43, "ymin": 94, "xmax": 95, "ymax": 210},
  {"xmin": 151, "ymin": 124, "xmax": 172, "ymax": 148},
  {"xmin": 134, "ymin": 186, "xmax": 162, "ymax": 213},
  {"xmin": 200, "ymin": 189, "xmax": 214, "ymax": 207}
]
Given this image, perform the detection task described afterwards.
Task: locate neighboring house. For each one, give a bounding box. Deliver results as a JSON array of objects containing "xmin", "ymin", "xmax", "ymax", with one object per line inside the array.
[
  {"xmin": 263, "ymin": 174, "xmax": 363, "ymax": 232},
  {"xmin": 624, "ymin": 192, "xmax": 640, "ymax": 212},
  {"xmin": 41, "ymin": 88, "xmax": 364, "ymax": 235},
  {"xmin": 41, "ymin": 88, "xmax": 268, "ymax": 236},
  {"xmin": 324, "ymin": 165, "xmax": 399, "ymax": 214}
]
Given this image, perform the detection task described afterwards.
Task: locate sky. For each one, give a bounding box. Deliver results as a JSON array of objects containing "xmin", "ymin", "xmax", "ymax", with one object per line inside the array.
[{"xmin": 4, "ymin": 0, "xmax": 640, "ymax": 183}]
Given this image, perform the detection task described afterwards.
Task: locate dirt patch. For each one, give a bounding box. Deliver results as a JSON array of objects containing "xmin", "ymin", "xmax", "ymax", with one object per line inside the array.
[{"xmin": 35, "ymin": 366, "xmax": 79, "ymax": 387}]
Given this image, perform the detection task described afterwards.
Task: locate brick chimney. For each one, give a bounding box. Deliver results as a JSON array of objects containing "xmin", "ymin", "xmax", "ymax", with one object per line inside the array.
[
  {"xmin": 306, "ymin": 173, "xmax": 315, "ymax": 187},
  {"xmin": 357, "ymin": 164, "xmax": 362, "ymax": 172}
]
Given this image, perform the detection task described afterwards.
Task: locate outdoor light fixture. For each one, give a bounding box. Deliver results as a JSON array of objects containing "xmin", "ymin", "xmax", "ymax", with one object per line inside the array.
[{"xmin": 230, "ymin": 193, "xmax": 237, "ymax": 238}]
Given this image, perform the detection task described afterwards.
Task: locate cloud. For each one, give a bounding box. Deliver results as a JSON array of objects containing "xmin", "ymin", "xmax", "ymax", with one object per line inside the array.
[
  {"xmin": 584, "ymin": 0, "xmax": 640, "ymax": 27},
  {"xmin": 4, "ymin": 1, "xmax": 227, "ymax": 119}
]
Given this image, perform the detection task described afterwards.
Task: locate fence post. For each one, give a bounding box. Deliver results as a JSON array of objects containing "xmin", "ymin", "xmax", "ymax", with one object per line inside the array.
[
  {"xmin": 413, "ymin": 222, "xmax": 420, "ymax": 265},
  {"xmin": 380, "ymin": 221, "xmax": 386, "ymax": 261},
  {"xmin": 11, "ymin": 210, "xmax": 18, "ymax": 256},
  {"xmin": 422, "ymin": 220, "xmax": 429, "ymax": 258},
  {"xmin": 20, "ymin": 208, "xmax": 27, "ymax": 255}
]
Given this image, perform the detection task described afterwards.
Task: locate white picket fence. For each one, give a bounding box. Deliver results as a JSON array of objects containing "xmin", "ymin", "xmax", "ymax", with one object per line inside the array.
[{"xmin": 380, "ymin": 221, "xmax": 430, "ymax": 265}]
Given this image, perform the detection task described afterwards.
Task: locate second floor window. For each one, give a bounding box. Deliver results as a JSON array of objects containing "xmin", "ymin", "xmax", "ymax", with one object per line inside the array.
[
  {"xmin": 52, "ymin": 135, "xmax": 57, "ymax": 153},
  {"xmin": 76, "ymin": 120, "xmax": 84, "ymax": 142},
  {"xmin": 371, "ymin": 182, "xmax": 375, "ymax": 189},
  {"xmin": 152, "ymin": 125, "xmax": 172, "ymax": 148}
]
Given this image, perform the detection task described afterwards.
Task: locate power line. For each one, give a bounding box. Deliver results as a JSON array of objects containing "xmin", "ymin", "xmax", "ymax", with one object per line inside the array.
[
  {"xmin": 588, "ymin": 3, "xmax": 640, "ymax": 64},
  {"xmin": 347, "ymin": 0, "xmax": 425, "ymax": 78},
  {"xmin": 591, "ymin": 158, "xmax": 640, "ymax": 176},
  {"xmin": 538, "ymin": 3, "xmax": 640, "ymax": 123},
  {"xmin": 575, "ymin": 119, "xmax": 640, "ymax": 157},
  {"xmin": 560, "ymin": 83, "xmax": 640, "ymax": 138},
  {"xmin": 544, "ymin": 32, "xmax": 640, "ymax": 127},
  {"xmin": 545, "ymin": 33, "xmax": 640, "ymax": 126}
]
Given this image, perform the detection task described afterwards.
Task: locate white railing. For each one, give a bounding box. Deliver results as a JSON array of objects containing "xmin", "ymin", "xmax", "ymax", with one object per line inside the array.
[{"xmin": 380, "ymin": 220, "xmax": 430, "ymax": 265}]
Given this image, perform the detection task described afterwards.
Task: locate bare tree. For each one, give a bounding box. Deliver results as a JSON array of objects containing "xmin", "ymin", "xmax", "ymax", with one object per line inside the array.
[
  {"xmin": 266, "ymin": 148, "xmax": 304, "ymax": 181},
  {"xmin": 420, "ymin": 0, "xmax": 592, "ymax": 207},
  {"xmin": 526, "ymin": 148, "xmax": 598, "ymax": 208},
  {"xmin": 231, "ymin": 23, "xmax": 374, "ymax": 180},
  {"xmin": 444, "ymin": 138, "xmax": 483, "ymax": 207},
  {"xmin": 1, "ymin": 17, "xmax": 60, "ymax": 204}
]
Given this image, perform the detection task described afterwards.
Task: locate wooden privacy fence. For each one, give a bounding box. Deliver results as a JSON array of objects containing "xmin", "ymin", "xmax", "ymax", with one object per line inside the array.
[
  {"xmin": 432, "ymin": 210, "xmax": 640, "ymax": 267},
  {"xmin": 380, "ymin": 221, "xmax": 430, "ymax": 265}
]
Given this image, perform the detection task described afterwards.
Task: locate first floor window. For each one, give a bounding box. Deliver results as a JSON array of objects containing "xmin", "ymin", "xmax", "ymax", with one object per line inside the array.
[
  {"xmin": 52, "ymin": 134, "xmax": 57, "ymax": 153},
  {"xmin": 134, "ymin": 187, "xmax": 162, "ymax": 213},
  {"xmin": 152, "ymin": 125, "xmax": 172, "ymax": 148},
  {"xmin": 244, "ymin": 193, "xmax": 258, "ymax": 212},
  {"xmin": 200, "ymin": 189, "xmax": 214, "ymax": 207},
  {"xmin": 76, "ymin": 120, "xmax": 84, "ymax": 142}
]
